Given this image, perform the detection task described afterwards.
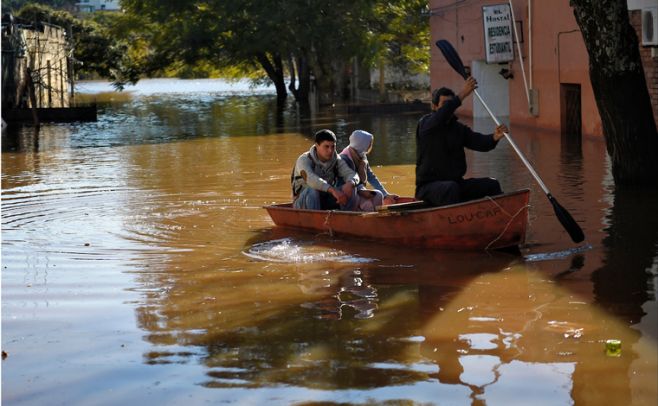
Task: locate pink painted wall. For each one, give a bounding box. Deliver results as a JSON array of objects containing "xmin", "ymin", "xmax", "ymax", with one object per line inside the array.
[{"xmin": 429, "ymin": 0, "xmax": 603, "ymax": 136}]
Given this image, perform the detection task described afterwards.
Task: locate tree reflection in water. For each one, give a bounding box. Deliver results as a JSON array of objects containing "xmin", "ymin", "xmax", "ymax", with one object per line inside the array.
[{"xmin": 132, "ymin": 227, "xmax": 656, "ymax": 405}]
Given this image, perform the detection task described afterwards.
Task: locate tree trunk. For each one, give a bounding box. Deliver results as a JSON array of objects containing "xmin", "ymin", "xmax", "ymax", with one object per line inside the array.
[
  {"xmin": 256, "ymin": 52, "xmax": 287, "ymax": 105},
  {"xmin": 287, "ymin": 55, "xmax": 297, "ymax": 98},
  {"xmin": 571, "ymin": 0, "xmax": 658, "ymax": 187},
  {"xmin": 26, "ymin": 67, "xmax": 40, "ymax": 128},
  {"xmin": 312, "ymin": 53, "xmax": 336, "ymax": 106},
  {"xmin": 288, "ymin": 54, "xmax": 311, "ymax": 107}
]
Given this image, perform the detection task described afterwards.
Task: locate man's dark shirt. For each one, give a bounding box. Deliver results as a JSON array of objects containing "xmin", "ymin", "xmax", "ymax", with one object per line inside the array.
[{"xmin": 415, "ymin": 97, "xmax": 499, "ymax": 188}]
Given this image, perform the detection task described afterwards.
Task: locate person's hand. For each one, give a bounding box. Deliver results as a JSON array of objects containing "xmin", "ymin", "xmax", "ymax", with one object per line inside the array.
[
  {"xmin": 458, "ymin": 76, "xmax": 477, "ymax": 101},
  {"xmin": 329, "ymin": 187, "xmax": 348, "ymax": 206},
  {"xmin": 493, "ymin": 124, "xmax": 508, "ymax": 141},
  {"xmin": 383, "ymin": 194, "xmax": 399, "ymax": 205},
  {"xmin": 341, "ymin": 182, "xmax": 355, "ymax": 198}
]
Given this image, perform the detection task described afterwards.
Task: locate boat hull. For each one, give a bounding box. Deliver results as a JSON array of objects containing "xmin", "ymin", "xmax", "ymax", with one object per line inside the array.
[{"xmin": 264, "ymin": 189, "xmax": 530, "ymax": 250}]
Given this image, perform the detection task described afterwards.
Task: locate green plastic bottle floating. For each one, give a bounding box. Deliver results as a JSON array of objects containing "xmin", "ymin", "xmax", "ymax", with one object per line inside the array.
[{"xmin": 605, "ymin": 339, "xmax": 622, "ymax": 357}]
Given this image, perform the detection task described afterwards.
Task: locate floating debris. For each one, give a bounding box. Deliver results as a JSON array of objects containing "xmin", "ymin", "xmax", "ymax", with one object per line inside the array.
[
  {"xmin": 564, "ymin": 328, "xmax": 584, "ymax": 339},
  {"xmin": 605, "ymin": 339, "xmax": 622, "ymax": 357}
]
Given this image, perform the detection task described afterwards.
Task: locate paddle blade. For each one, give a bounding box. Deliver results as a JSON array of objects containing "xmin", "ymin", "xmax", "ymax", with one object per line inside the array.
[
  {"xmin": 435, "ymin": 40, "xmax": 468, "ymax": 79},
  {"xmin": 548, "ymin": 195, "xmax": 585, "ymax": 243}
]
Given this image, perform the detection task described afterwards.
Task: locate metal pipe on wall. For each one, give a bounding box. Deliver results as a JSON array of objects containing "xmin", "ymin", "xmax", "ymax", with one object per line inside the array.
[
  {"xmin": 509, "ymin": 0, "xmax": 531, "ymax": 107},
  {"xmin": 529, "ymin": 0, "xmax": 533, "ymax": 90}
]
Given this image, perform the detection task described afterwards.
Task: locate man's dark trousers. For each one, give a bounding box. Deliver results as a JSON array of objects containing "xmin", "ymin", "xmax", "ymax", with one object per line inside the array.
[{"xmin": 415, "ymin": 178, "xmax": 502, "ymax": 207}]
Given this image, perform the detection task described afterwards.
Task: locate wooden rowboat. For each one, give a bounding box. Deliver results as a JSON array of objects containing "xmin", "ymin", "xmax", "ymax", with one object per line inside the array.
[{"xmin": 264, "ymin": 189, "xmax": 530, "ymax": 250}]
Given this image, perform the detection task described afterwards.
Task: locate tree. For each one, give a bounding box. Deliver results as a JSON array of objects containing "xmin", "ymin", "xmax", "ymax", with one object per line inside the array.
[
  {"xmin": 119, "ymin": 0, "xmax": 380, "ymax": 106},
  {"xmin": 571, "ymin": 0, "xmax": 658, "ymax": 187},
  {"xmin": 118, "ymin": 0, "xmax": 427, "ymax": 107},
  {"xmin": 373, "ymin": 1, "xmax": 430, "ymax": 79}
]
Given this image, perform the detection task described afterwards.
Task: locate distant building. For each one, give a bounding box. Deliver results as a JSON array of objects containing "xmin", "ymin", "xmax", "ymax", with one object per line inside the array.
[
  {"xmin": 76, "ymin": 0, "xmax": 121, "ymax": 13},
  {"xmin": 1, "ymin": 15, "xmax": 72, "ymax": 110}
]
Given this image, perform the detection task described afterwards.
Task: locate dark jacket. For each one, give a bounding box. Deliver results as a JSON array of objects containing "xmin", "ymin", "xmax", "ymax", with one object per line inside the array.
[{"xmin": 415, "ymin": 96, "xmax": 498, "ymax": 188}]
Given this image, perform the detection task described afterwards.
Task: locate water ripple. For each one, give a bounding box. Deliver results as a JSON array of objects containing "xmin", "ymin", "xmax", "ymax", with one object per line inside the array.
[{"xmin": 243, "ymin": 238, "xmax": 376, "ymax": 264}]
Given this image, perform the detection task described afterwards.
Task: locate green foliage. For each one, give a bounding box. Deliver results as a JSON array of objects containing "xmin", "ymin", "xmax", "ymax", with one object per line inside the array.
[
  {"xmin": 163, "ymin": 60, "xmax": 266, "ymax": 80},
  {"xmin": 373, "ymin": 0, "xmax": 430, "ymax": 75}
]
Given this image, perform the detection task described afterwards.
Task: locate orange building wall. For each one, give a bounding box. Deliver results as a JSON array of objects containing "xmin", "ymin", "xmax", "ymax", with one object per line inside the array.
[
  {"xmin": 528, "ymin": 1, "xmax": 602, "ymax": 135},
  {"xmin": 428, "ymin": 0, "xmax": 605, "ymax": 136},
  {"xmin": 429, "ymin": 0, "xmax": 491, "ymax": 117}
]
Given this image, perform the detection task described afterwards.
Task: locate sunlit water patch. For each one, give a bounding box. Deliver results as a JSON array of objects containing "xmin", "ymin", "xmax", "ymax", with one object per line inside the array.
[
  {"xmin": 75, "ymin": 78, "xmax": 275, "ymax": 96},
  {"xmin": 243, "ymin": 238, "xmax": 377, "ymax": 264}
]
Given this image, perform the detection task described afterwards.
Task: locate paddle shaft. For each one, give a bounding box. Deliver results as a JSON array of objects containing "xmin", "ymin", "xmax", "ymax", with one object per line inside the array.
[{"xmin": 472, "ymin": 89, "xmax": 551, "ymax": 195}]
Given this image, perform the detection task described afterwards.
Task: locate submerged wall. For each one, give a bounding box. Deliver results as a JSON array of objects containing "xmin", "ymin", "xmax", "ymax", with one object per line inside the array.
[{"xmin": 2, "ymin": 18, "xmax": 71, "ymax": 110}]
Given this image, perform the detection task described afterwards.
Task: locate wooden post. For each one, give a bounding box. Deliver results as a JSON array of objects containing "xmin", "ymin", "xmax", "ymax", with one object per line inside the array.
[{"xmin": 26, "ymin": 67, "xmax": 40, "ymax": 128}]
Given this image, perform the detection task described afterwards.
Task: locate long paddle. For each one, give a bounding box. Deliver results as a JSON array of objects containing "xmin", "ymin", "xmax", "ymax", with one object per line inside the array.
[{"xmin": 435, "ymin": 39, "xmax": 584, "ymax": 243}]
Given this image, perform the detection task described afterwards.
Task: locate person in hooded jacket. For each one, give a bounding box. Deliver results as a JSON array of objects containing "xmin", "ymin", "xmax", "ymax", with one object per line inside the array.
[
  {"xmin": 338, "ymin": 130, "xmax": 399, "ymax": 212},
  {"xmin": 292, "ymin": 129, "xmax": 359, "ymax": 210}
]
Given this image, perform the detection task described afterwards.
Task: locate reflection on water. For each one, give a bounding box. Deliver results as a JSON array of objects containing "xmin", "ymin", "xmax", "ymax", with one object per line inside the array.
[
  {"xmin": 593, "ymin": 190, "xmax": 658, "ymax": 326},
  {"xmin": 524, "ymin": 244, "xmax": 592, "ymax": 262},
  {"xmin": 2, "ymin": 79, "xmax": 657, "ymax": 405},
  {"xmin": 298, "ymin": 266, "xmax": 379, "ymax": 320}
]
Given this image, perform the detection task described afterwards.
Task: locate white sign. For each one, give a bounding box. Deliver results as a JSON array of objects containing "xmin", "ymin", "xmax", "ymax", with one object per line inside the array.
[{"xmin": 483, "ymin": 4, "xmax": 514, "ymax": 63}]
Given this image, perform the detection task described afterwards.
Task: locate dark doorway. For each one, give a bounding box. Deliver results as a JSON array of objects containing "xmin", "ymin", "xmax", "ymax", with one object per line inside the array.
[{"xmin": 560, "ymin": 83, "xmax": 582, "ymax": 154}]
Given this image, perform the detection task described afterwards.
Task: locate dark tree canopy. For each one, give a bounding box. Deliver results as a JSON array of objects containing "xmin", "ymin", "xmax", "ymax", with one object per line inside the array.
[{"xmin": 118, "ymin": 0, "xmax": 429, "ymax": 106}]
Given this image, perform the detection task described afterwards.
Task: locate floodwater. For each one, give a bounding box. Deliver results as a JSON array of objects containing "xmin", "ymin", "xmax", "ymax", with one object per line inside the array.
[{"xmin": 2, "ymin": 78, "xmax": 657, "ymax": 405}]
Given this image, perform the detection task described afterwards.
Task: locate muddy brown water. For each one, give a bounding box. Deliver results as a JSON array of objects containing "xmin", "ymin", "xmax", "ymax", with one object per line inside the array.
[{"xmin": 2, "ymin": 79, "xmax": 656, "ymax": 405}]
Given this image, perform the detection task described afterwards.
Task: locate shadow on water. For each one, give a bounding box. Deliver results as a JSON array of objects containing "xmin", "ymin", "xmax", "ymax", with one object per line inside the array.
[
  {"xmin": 1, "ymin": 125, "xmax": 41, "ymax": 152},
  {"xmin": 133, "ymin": 223, "xmax": 520, "ymax": 395},
  {"xmin": 556, "ymin": 190, "xmax": 658, "ymax": 406},
  {"xmin": 593, "ymin": 189, "xmax": 658, "ymax": 330},
  {"xmin": 177, "ymin": 233, "xmax": 519, "ymax": 393}
]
